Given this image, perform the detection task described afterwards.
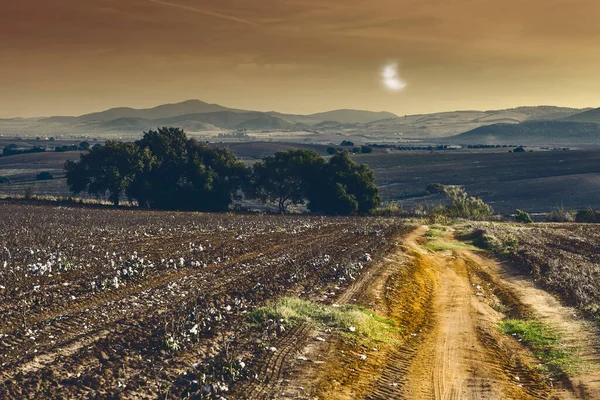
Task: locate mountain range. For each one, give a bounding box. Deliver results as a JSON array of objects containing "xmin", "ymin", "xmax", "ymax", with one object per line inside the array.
[{"xmin": 1, "ymin": 100, "xmax": 600, "ymax": 145}]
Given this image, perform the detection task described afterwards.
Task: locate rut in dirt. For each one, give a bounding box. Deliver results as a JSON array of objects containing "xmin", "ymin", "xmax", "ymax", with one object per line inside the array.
[{"xmin": 284, "ymin": 226, "xmax": 600, "ymax": 400}]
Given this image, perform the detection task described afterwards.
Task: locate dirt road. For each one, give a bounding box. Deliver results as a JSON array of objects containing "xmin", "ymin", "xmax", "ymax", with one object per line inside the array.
[{"xmin": 269, "ymin": 226, "xmax": 600, "ymax": 400}]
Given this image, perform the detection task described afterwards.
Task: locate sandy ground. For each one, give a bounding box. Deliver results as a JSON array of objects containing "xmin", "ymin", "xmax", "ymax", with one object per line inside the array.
[{"xmin": 266, "ymin": 226, "xmax": 600, "ymax": 400}]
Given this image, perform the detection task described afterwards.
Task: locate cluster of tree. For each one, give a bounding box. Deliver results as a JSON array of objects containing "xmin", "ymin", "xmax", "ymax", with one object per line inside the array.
[
  {"xmin": 36, "ymin": 171, "xmax": 54, "ymax": 181},
  {"xmin": 251, "ymin": 148, "xmax": 380, "ymax": 214},
  {"xmin": 65, "ymin": 127, "xmax": 380, "ymax": 214},
  {"xmin": 2, "ymin": 145, "xmax": 45, "ymax": 157},
  {"xmin": 464, "ymin": 144, "xmax": 518, "ymax": 149},
  {"xmin": 55, "ymin": 142, "xmax": 93, "ymax": 152},
  {"xmin": 327, "ymin": 145, "xmax": 373, "ymax": 155}
]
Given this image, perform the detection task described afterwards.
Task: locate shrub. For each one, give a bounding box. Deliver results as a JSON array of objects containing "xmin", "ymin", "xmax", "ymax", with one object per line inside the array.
[
  {"xmin": 515, "ymin": 209, "xmax": 533, "ymax": 224},
  {"xmin": 443, "ymin": 187, "xmax": 493, "ymax": 220},
  {"xmin": 0, "ymin": 176, "xmax": 10, "ymax": 184},
  {"xmin": 545, "ymin": 205, "xmax": 575, "ymax": 222},
  {"xmin": 469, "ymin": 229, "xmax": 518, "ymax": 254},
  {"xmin": 425, "ymin": 183, "xmax": 445, "ymax": 195},
  {"xmin": 575, "ymin": 208, "xmax": 600, "ymax": 223},
  {"xmin": 24, "ymin": 187, "xmax": 34, "ymax": 200},
  {"xmin": 36, "ymin": 171, "xmax": 54, "ymax": 180}
]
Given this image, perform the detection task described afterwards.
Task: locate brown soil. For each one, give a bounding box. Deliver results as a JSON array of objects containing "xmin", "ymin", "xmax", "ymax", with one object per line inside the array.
[{"xmin": 271, "ymin": 226, "xmax": 600, "ymax": 399}]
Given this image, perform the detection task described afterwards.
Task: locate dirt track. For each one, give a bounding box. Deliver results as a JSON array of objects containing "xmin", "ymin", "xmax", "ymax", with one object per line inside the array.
[{"xmin": 273, "ymin": 226, "xmax": 600, "ymax": 400}]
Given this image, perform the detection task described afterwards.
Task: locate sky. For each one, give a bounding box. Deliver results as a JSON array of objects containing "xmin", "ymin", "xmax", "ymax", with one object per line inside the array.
[{"xmin": 2, "ymin": 0, "xmax": 600, "ymax": 117}]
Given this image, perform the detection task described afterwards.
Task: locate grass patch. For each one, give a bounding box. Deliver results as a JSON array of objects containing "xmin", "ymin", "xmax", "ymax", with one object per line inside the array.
[
  {"xmin": 498, "ymin": 319, "xmax": 576, "ymax": 378},
  {"xmin": 422, "ymin": 238, "xmax": 477, "ymax": 252},
  {"xmin": 250, "ymin": 297, "xmax": 398, "ymax": 343},
  {"xmin": 424, "ymin": 227, "xmax": 445, "ymax": 238}
]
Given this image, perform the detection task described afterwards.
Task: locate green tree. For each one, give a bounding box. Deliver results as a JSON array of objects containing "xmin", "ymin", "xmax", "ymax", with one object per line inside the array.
[
  {"xmin": 515, "ymin": 209, "xmax": 533, "ymax": 223},
  {"xmin": 307, "ymin": 151, "xmax": 380, "ymax": 215},
  {"xmin": 174, "ymin": 139, "xmax": 248, "ymax": 211},
  {"xmin": 36, "ymin": 171, "xmax": 53, "ymax": 181},
  {"xmin": 129, "ymin": 127, "xmax": 188, "ymax": 209},
  {"xmin": 65, "ymin": 141, "xmax": 148, "ymax": 206},
  {"xmin": 129, "ymin": 127, "xmax": 247, "ymax": 211},
  {"xmin": 251, "ymin": 149, "xmax": 324, "ymax": 213},
  {"xmin": 79, "ymin": 141, "xmax": 90, "ymax": 150}
]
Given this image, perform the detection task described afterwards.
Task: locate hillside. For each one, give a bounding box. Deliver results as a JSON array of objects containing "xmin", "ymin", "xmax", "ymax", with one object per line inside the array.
[
  {"xmin": 448, "ymin": 120, "xmax": 600, "ymax": 145},
  {"xmin": 0, "ymin": 101, "xmax": 591, "ymax": 139},
  {"xmin": 561, "ymin": 107, "xmax": 600, "ymax": 123}
]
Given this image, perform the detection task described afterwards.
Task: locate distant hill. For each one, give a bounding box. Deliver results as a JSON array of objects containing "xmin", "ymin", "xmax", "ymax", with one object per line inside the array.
[
  {"xmin": 97, "ymin": 111, "xmax": 301, "ymax": 132},
  {"xmin": 0, "ymin": 101, "xmax": 594, "ymax": 140},
  {"xmin": 449, "ymin": 120, "xmax": 600, "ymax": 146},
  {"xmin": 561, "ymin": 107, "xmax": 600, "ymax": 123},
  {"xmin": 77, "ymin": 100, "xmax": 244, "ymax": 122},
  {"xmin": 306, "ymin": 109, "xmax": 397, "ymax": 124}
]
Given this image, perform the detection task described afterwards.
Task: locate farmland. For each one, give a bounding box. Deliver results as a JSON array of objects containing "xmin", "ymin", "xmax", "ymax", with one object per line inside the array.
[
  {"xmin": 2, "ymin": 203, "xmax": 600, "ymax": 398},
  {"xmin": 0, "ymin": 202, "xmax": 406, "ymax": 398}
]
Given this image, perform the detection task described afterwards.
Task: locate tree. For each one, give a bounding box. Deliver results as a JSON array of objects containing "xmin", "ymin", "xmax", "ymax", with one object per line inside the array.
[
  {"xmin": 172, "ymin": 139, "xmax": 248, "ymax": 211},
  {"xmin": 129, "ymin": 127, "xmax": 247, "ymax": 211},
  {"xmin": 65, "ymin": 141, "xmax": 147, "ymax": 206},
  {"xmin": 515, "ymin": 209, "xmax": 533, "ymax": 223},
  {"xmin": 128, "ymin": 127, "xmax": 188, "ymax": 209},
  {"xmin": 307, "ymin": 151, "xmax": 380, "ymax": 215},
  {"xmin": 79, "ymin": 141, "xmax": 90, "ymax": 150},
  {"xmin": 360, "ymin": 145, "xmax": 373, "ymax": 154},
  {"xmin": 36, "ymin": 171, "xmax": 53, "ymax": 181},
  {"xmin": 340, "ymin": 140, "xmax": 354, "ymax": 146},
  {"xmin": 251, "ymin": 149, "xmax": 324, "ymax": 213},
  {"xmin": 326, "ymin": 147, "xmax": 338, "ymax": 155}
]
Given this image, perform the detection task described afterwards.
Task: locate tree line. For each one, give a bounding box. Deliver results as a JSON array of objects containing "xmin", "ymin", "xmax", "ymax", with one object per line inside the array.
[{"xmin": 65, "ymin": 127, "xmax": 380, "ymax": 215}]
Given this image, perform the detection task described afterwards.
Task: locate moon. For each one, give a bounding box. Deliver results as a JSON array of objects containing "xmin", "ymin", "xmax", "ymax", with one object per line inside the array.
[{"xmin": 381, "ymin": 63, "xmax": 406, "ymax": 92}]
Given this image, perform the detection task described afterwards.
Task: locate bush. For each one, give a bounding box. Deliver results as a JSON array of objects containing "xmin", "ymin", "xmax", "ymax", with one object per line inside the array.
[
  {"xmin": 326, "ymin": 147, "xmax": 338, "ymax": 155},
  {"xmin": 24, "ymin": 187, "xmax": 34, "ymax": 200},
  {"xmin": 36, "ymin": 171, "xmax": 54, "ymax": 180},
  {"xmin": 545, "ymin": 206, "xmax": 575, "ymax": 222},
  {"xmin": 443, "ymin": 187, "xmax": 493, "ymax": 220},
  {"xmin": 575, "ymin": 208, "xmax": 600, "ymax": 223},
  {"xmin": 469, "ymin": 229, "xmax": 518, "ymax": 254},
  {"xmin": 515, "ymin": 209, "xmax": 533, "ymax": 224},
  {"xmin": 374, "ymin": 202, "xmax": 407, "ymax": 217},
  {"xmin": 0, "ymin": 176, "xmax": 10, "ymax": 184},
  {"xmin": 340, "ymin": 140, "xmax": 354, "ymax": 146},
  {"xmin": 425, "ymin": 183, "xmax": 445, "ymax": 195}
]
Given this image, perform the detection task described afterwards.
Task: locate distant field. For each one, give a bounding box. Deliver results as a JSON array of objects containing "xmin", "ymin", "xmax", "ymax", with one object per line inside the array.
[
  {"xmin": 357, "ymin": 149, "xmax": 600, "ymax": 213},
  {"xmin": 2, "ymin": 146, "xmax": 600, "ymax": 214}
]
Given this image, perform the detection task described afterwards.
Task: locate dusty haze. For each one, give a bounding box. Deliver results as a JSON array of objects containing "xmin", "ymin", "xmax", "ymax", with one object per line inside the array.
[{"xmin": 2, "ymin": 0, "xmax": 600, "ymax": 117}]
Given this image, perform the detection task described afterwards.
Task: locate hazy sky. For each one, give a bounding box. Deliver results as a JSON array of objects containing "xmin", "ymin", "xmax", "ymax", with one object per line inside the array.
[{"xmin": 2, "ymin": 0, "xmax": 600, "ymax": 117}]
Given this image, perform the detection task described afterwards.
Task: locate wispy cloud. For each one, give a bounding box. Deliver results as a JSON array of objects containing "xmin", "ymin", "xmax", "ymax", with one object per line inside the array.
[{"xmin": 146, "ymin": 0, "xmax": 256, "ymax": 27}]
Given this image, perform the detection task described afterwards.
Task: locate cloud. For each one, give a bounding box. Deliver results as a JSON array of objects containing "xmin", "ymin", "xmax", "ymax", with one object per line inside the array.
[{"xmin": 146, "ymin": 0, "xmax": 256, "ymax": 27}]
